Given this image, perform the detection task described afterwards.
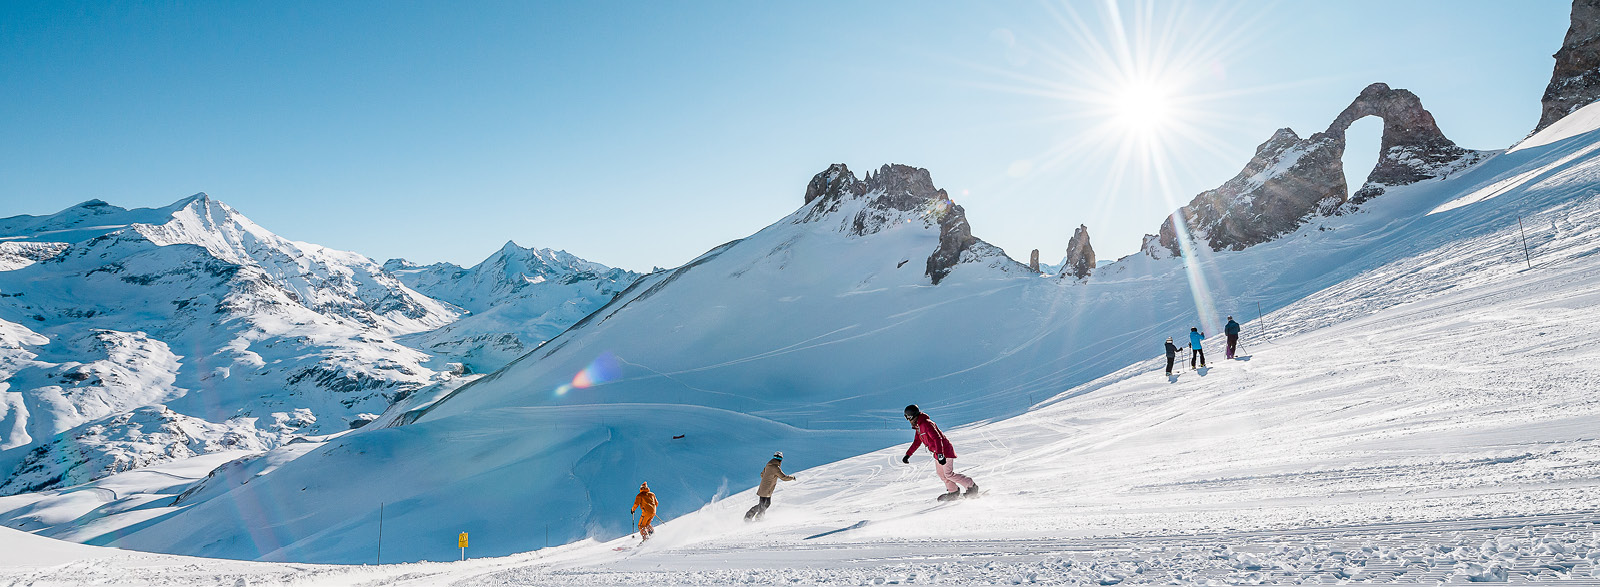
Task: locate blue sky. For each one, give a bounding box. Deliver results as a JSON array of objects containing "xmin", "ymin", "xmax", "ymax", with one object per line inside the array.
[{"xmin": 0, "ymin": 1, "xmax": 1572, "ymax": 271}]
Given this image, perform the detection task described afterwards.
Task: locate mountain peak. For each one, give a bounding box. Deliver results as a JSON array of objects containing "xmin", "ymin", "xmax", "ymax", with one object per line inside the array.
[
  {"xmin": 74, "ymin": 199, "xmax": 116, "ymax": 209},
  {"xmin": 794, "ymin": 162, "xmax": 1009, "ymax": 284},
  {"xmin": 165, "ymin": 193, "xmax": 210, "ymax": 210}
]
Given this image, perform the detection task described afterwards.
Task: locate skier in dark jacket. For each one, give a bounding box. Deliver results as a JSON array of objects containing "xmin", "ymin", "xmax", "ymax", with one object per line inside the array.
[
  {"xmin": 1189, "ymin": 327, "xmax": 1206, "ymax": 368},
  {"xmin": 744, "ymin": 451, "xmax": 796, "ymax": 521},
  {"xmin": 1164, "ymin": 337, "xmax": 1180, "ymax": 376},
  {"xmin": 902, "ymin": 405, "xmax": 978, "ymax": 501},
  {"xmin": 1224, "ymin": 317, "xmax": 1241, "ymax": 359}
]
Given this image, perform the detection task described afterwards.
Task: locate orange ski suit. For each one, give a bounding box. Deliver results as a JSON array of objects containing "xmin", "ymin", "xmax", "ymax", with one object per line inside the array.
[{"xmin": 632, "ymin": 484, "xmax": 658, "ymax": 535}]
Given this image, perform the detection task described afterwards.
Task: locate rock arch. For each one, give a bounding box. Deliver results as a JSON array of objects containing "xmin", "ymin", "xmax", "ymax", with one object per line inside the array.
[{"xmin": 1156, "ymin": 83, "xmax": 1482, "ymax": 255}]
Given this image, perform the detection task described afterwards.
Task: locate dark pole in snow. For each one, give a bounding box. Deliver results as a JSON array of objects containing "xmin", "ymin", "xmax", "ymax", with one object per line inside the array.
[
  {"xmin": 377, "ymin": 502, "xmax": 384, "ymax": 565},
  {"xmin": 1518, "ymin": 216, "xmax": 1533, "ymax": 269},
  {"xmin": 1256, "ymin": 302, "xmax": 1267, "ymax": 341}
]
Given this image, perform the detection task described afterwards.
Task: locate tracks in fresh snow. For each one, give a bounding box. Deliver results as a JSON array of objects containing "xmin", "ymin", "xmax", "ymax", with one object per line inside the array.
[{"xmin": 460, "ymin": 511, "xmax": 1600, "ymax": 585}]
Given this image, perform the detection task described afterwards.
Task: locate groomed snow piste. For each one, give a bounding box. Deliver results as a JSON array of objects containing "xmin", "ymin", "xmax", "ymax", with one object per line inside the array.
[{"xmin": 0, "ymin": 87, "xmax": 1598, "ymax": 585}]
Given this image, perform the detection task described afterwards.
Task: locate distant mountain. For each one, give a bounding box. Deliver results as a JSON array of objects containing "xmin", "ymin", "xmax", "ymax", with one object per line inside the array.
[
  {"xmin": 384, "ymin": 243, "xmax": 640, "ymax": 373},
  {"xmin": 0, "ymin": 195, "xmax": 461, "ymax": 494}
]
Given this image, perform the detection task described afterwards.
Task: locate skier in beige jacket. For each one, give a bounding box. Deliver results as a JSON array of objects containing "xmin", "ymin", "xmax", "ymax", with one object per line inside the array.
[{"xmin": 744, "ymin": 451, "xmax": 796, "ymax": 521}]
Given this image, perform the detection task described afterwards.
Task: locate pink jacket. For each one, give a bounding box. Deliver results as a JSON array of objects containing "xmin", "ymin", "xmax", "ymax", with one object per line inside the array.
[{"xmin": 905, "ymin": 413, "xmax": 956, "ymax": 460}]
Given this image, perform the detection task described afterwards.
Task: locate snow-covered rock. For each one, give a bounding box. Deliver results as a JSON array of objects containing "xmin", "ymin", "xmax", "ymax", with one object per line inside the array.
[{"xmin": 798, "ymin": 163, "xmax": 1020, "ymax": 284}]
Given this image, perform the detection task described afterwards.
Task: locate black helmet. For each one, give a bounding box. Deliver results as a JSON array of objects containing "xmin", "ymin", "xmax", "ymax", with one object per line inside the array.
[{"xmin": 903, "ymin": 404, "xmax": 921, "ymax": 419}]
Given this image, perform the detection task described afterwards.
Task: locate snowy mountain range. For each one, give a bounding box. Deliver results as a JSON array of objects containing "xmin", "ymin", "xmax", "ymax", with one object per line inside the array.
[
  {"xmin": 19, "ymin": 99, "xmax": 1595, "ymax": 563},
  {"xmin": 384, "ymin": 242, "xmax": 639, "ymax": 374},
  {"xmin": 0, "ymin": 195, "xmax": 632, "ymax": 496},
  {"xmin": 0, "ymin": 1, "xmax": 1598, "ymax": 574}
]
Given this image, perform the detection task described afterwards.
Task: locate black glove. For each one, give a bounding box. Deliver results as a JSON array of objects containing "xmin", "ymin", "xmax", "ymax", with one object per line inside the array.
[
  {"xmin": 936, "ymin": 455, "xmax": 946, "ymax": 465},
  {"xmin": 901, "ymin": 455, "xmax": 910, "ymax": 464}
]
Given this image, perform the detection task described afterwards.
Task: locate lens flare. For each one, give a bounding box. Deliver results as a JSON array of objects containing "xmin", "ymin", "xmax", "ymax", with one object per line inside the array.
[{"xmin": 570, "ymin": 351, "xmax": 621, "ymax": 390}]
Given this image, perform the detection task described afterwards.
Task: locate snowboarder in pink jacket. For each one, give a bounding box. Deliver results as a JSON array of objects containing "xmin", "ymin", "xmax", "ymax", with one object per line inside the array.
[{"xmin": 901, "ymin": 405, "xmax": 979, "ymax": 501}]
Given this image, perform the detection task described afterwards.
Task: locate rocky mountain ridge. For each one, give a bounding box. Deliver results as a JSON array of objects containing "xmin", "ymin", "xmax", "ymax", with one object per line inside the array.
[
  {"xmin": 799, "ymin": 163, "xmax": 1015, "ymax": 284},
  {"xmin": 1157, "ymin": 83, "xmax": 1486, "ymax": 256}
]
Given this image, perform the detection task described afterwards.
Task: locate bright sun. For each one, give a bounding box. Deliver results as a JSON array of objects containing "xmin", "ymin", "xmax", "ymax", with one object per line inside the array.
[{"xmin": 1112, "ymin": 81, "xmax": 1173, "ymax": 132}]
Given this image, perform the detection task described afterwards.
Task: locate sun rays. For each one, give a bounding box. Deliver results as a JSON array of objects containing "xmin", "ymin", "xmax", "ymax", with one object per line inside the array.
[{"xmin": 967, "ymin": 0, "xmax": 1294, "ymax": 331}]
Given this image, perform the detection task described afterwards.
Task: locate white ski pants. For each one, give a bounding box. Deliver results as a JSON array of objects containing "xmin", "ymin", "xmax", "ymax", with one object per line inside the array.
[{"xmin": 935, "ymin": 459, "xmax": 976, "ymax": 492}]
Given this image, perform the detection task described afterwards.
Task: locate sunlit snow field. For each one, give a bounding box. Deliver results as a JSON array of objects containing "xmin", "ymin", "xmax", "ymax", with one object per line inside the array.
[{"xmin": 0, "ymin": 117, "xmax": 1598, "ymax": 585}]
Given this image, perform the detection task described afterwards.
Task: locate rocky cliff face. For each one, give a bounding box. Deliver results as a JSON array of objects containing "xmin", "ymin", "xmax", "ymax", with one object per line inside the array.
[
  {"xmin": 1029, "ymin": 249, "xmax": 1040, "ymax": 272},
  {"xmin": 1159, "ymin": 83, "xmax": 1482, "ymax": 255},
  {"xmin": 1332, "ymin": 84, "xmax": 1482, "ymax": 204},
  {"xmin": 1538, "ymin": 0, "xmax": 1600, "ymax": 132},
  {"xmin": 1157, "ymin": 128, "xmax": 1345, "ymax": 254},
  {"xmin": 1061, "ymin": 225, "xmax": 1096, "ymax": 280},
  {"xmin": 799, "ymin": 163, "xmax": 1012, "ymax": 284}
]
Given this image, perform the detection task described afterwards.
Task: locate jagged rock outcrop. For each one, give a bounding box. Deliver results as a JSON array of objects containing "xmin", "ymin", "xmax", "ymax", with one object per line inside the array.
[
  {"xmin": 1157, "ymin": 128, "xmax": 1344, "ymax": 254},
  {"xmin": 1537, "ymin": 0, "xmax": 1600, "ymax": 132},
  {"xmin": 1332, "ymin": 83, "xmax": 1480, "ymax": 204},
  {"xmin": 799, "ymin": 163, "xmax": 1011, "ymax": 284},
  {"xmin": 1061, "ymin": 225, "xmax": 1095, "ymax": 279},
  {"xmin": 1029, "ymin": 249, "xmax": 1040, "ymax": 272},
  {"xmin": 1159, "ymin": 83, "xmax": 1481, "ymax": 255}
]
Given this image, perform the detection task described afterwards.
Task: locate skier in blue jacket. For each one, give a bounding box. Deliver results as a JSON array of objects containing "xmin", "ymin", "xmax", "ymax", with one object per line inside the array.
[{"xmin": 1189, "ymin": 327, "xmax": 1206, "ymax": 369}]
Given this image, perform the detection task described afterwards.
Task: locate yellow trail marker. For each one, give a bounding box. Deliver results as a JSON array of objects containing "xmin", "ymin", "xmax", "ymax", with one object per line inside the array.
[{"xmin": 459, "ymin": 532, "xmax": 468, "ymax": 561}]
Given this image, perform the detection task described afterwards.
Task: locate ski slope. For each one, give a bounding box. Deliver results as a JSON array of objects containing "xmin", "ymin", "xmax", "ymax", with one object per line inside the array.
[
  {"xmin": 6, "ymin": 105, "xmax": 1600, "ymax": 565},
  {"xmin": 0, "ymin": 168, "xmax": 1596, "ymax": 583}
]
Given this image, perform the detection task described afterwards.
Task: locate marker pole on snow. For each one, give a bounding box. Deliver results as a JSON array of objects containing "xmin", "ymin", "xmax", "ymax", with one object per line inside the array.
[
  {"xmin": 1518, "ymin": 216, "xmax": 1533, "ymax": 269},
  {"xmin": 1256, "ymin": 302, "xmax": 1269, "ymax": 342}
]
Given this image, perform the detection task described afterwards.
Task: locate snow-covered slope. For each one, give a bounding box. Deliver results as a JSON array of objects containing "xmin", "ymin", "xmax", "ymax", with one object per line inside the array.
[
  {"xmin": 0, "ymin": 195, "xmax": 462, "ymax": 495},
  {"xmin": 385, "ymin": 242, "xmax": 639, "ymax": 373},
  {"xmin": 24, "ymin": 123, "xmax": 1589, "ymax": 566},
  {"xmin": 2, "ymin": 145, "xmax": 1598, "ymax": 581}
]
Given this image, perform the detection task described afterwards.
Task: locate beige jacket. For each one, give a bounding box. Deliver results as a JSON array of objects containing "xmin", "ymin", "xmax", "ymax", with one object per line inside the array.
[{"xmin": 756, "ymin": 459, "xmax": 795, "ymax": 497}]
